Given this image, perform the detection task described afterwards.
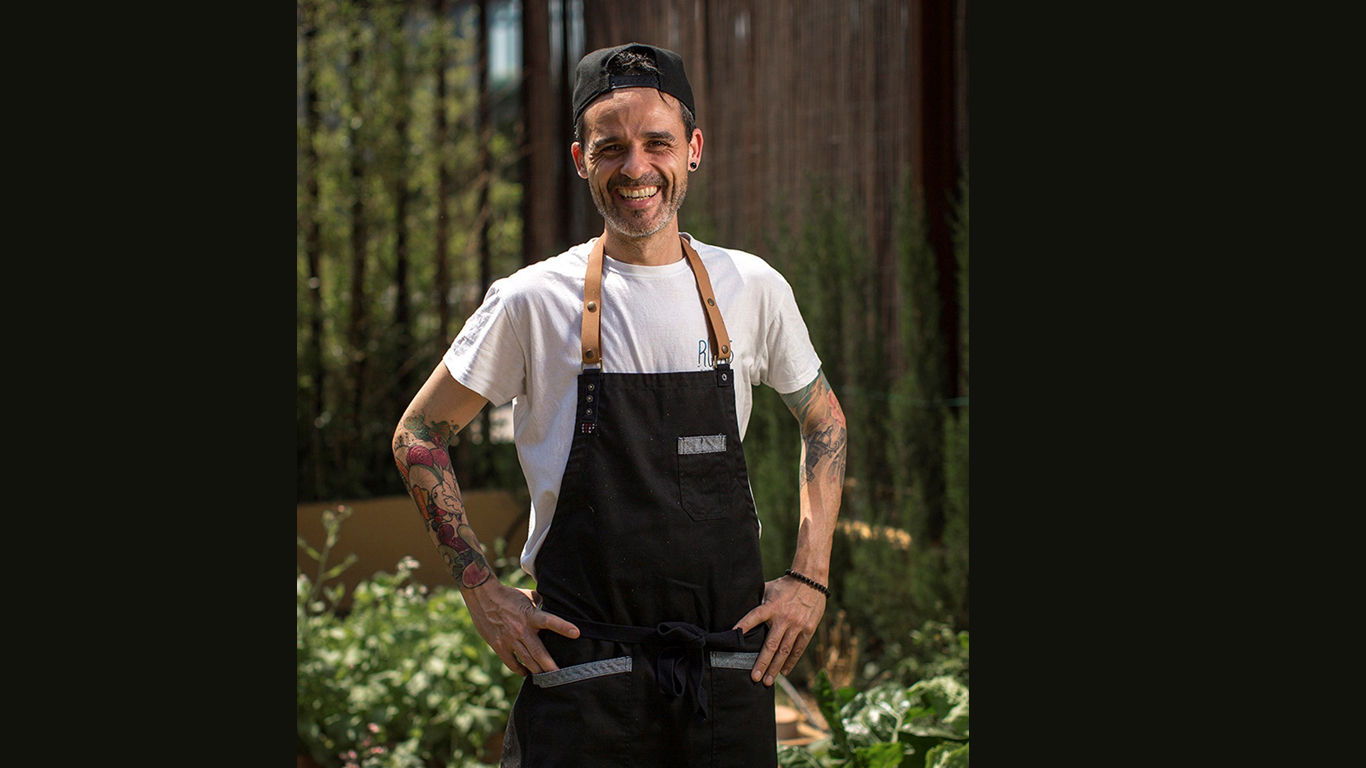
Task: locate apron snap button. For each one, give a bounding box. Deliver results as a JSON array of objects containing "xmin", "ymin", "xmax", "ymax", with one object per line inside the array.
[
  {"xmin": 587, "ymin": 395, "xmax": 594, "ymax": 402},
  {"xmin": 587, "ymin": 301, "xmax": 598, "ymax": 312},
  {"xmin": 707, "ymin": 298, "xmax": 715, "ymax": 306}
]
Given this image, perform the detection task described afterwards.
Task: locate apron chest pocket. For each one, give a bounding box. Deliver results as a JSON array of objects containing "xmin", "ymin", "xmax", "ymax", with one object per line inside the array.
[{"xmin": 677, "ymin": 434, "xmax": 735, "ymax": 522}]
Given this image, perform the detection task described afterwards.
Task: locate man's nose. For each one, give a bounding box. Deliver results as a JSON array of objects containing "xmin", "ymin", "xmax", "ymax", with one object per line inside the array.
[{"xmin": 620, "ymin": 146, "xmax": 651, "ymax": 180}]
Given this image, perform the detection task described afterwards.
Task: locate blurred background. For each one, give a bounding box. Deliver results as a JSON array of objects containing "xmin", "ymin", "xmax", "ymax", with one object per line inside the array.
[{"xmin": 298, "ymin": 2, "xmax": 968, "ymax": 765}]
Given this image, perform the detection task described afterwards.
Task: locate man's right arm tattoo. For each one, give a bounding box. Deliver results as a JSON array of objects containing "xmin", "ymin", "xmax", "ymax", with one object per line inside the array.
[{"xmin": 392, "ymin": 414, "xmax": 493, "ymax": 589}]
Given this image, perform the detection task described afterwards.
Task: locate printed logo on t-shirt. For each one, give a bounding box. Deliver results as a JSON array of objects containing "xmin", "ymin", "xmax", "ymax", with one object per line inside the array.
[{"xmin": 697, "ymin": 339, "xmax": 733, "ymax": 369}]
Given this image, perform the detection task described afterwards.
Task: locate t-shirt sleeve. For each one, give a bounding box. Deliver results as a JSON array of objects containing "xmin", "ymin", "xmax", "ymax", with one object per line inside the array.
[
  {"xmin": 758, "ymin": 273, "xmax": 823, "ymax": 395},
  {"xmin": 443, "ymin": 279, "xmax": 527, "ymax": 407}
]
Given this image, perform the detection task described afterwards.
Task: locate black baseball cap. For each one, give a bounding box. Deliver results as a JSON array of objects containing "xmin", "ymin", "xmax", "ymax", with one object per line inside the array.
[{"xmin": 572, "ymin": 43, "xmax": 695, "ymax": 127}]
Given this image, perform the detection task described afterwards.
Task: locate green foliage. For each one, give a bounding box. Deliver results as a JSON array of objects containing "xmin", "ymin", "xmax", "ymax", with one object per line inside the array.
[
  {"xmin": 298, "ymin": 0, "xmax": 528, "ymax": 502},
  {"xmin": 739, "ymin": 175, "xmax": 969, "ymax": 684},
  {"xmin": 783, "ymin": 670, "xmax": 969, "ymax": 768},
  {"xmin": 951, "ymin": 172, "xmax": 968, "ymax": 398},
  {"xmin": 941, "ymin": 175, "xmax": 969, "ymax": 628},
  {"xmin": 298, "ymin": 506, "xmax": 361, "ymax": 606},
  {"xmin": 297, "ymin": 508, "xmax": 527, "ymax": 768},
  {"xmin": 890, "ymin": 621, "xmax": 969, "ymax": 689},
  {"xmin": 888, "ymin": 173, "xmax": 946, "ymax": 544},
  {"xmin": 837, "ymin": 533, "xmax": 914, "ymax": 673},
  {"xmin": 941, "ymin": 408, "xmax": 968, "ymax": 628}
]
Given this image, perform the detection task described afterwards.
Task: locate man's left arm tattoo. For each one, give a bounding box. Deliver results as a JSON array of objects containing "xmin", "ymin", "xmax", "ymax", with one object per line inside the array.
[
  {"xmin": 393, "ymin": 414, "xmax": 493, "ymax": 589},
  {"xmin": 781, "ymin": 370, "xmax": 848, "ymax": 488}
]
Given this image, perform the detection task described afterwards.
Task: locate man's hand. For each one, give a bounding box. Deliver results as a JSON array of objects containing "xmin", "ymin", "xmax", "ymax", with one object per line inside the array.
[
  {"xmin": 733, "ymin": 575, "xmax": 827, "ymax": 686},
  {"xmin": 463, "ymin": 582, "xmax": 581, "ymax": 677}
]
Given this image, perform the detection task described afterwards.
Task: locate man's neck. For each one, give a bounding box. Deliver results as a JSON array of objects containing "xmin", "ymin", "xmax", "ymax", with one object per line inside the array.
[{"xmin": 600, "ymin": 223, "xmax": 685, "ymax": 266}]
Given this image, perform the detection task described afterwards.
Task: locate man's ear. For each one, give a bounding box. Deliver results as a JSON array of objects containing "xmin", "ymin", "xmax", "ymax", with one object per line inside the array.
[
  {"xmin": 571, "ymin": 142, "xmax": 588, "ymax": 179},
  {"xmin": 689, "ymin": 128, "xmax": 704, "ymax": 169}
]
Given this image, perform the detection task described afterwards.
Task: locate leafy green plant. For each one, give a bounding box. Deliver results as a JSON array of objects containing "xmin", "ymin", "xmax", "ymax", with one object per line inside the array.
[
  {"xmin": 890, "ymin": 621, "xmax": 969, "ymax": 688},
  {"xmin": 780, "ymin": 669, "xmax": 969, "ymax": 768},
  {"xmin": 297, "ymin": 507, "xmax": 528, "ymax": 767}
]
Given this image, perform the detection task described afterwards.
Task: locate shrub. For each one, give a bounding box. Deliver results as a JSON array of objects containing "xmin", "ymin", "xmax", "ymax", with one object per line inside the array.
[
  {"xmin": 297, "ymin": 507, "xmax": 527, "ymax": 768},
  {"xmin": 891, "ymin": 621, "xmax": 969, "ymax": 689}
]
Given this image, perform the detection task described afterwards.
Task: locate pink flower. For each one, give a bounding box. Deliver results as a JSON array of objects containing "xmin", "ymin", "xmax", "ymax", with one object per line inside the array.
[{"xmin": 367, "ymin": 723, "xmax": 380, "ymax": 734}]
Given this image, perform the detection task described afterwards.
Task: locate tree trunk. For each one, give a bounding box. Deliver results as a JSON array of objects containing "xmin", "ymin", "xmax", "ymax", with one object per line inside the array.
[
  {"xmin": 911, "ymin": 0, "xmax": 959, "ymax": 402},
  {"xmin": 520, "ymin": 0, "xmax": 555, "ymax": 264},
  {"xmin": 301, "ymin": 0, "xmax": 327, "ymax": 500},
  {"xmin": 476, "ymin": 0, "xmax": 493, "ymax": 453},
  {"xmin": 434, "ymin": 0, "xmax": 452, "ymax": 348},
  {"xmin": 347, "ymin": 14, "xmax": 369, "ymax": 463},
  {"xmin": 561, "ymin": 0, "xmax": 585, "ymax": 244},
  {"xmin": 477, "ymin": 0, "xmax": 492, "ymax": 297},
  {"xmin": 393, "ymin": 1, "xmax": 412, "ymax": 399}
]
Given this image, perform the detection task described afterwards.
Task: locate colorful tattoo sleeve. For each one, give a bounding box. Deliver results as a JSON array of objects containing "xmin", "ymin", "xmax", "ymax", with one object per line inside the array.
[{"xmin": 393, "ymin": 414, "xmax": 493, "ymax": 589}]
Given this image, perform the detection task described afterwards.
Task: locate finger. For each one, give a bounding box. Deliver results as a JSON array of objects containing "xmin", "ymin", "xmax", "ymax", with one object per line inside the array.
[
  {"xmin": 763, "ymin": 627, "xmax": 798, "ymax": 686},
  {"xmin": 519, "ymin": 636, "xmax": 560, "ymax": 673},
  {"xmin": 752, "ymin": 621, "xmax": 789, "ymax": 683},
  {"xmin": 512, "ymin": 640, "xmax": 547, "ymax": 675},
  {"xmin": 780, "ymin": 632, "xmax": 811, "ymax": 676},
  {"xmin": 531, "ymin": 609, "xmax": 581, "ymax": 640},
  {"xmin": 501, "ymin": 648, "xmax": 531, "ymax": 677},
  {"xmin": 733, "ymin": 602, "xmax": 774, "ymax": 634}
]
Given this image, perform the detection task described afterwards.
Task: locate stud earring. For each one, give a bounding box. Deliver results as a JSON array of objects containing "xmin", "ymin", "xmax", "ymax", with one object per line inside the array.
[{"xmin": 690, "ymin": 162, "xmax": 698, "ymax": 170}]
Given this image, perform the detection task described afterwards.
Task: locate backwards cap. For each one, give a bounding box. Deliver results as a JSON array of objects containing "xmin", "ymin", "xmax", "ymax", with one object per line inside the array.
[{"xmin": 572, "ymin": 43, "xmax": 695, "ymax": 127}]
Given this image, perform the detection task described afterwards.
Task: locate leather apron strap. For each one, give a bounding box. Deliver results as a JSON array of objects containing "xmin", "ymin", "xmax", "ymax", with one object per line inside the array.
[{"xmin": 580, "ymin": 233, "xmax": 734, "ymax": 367}]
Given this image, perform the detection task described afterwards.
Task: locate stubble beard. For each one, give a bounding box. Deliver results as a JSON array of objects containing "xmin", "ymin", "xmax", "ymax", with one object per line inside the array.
[{"xmin": 591, "ymin": 174, "xmax": 689, "ymax": 239}]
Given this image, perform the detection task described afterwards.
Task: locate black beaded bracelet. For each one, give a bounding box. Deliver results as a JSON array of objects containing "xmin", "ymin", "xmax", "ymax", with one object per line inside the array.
[{"xmin": 784, "ymin": 568, "xmax": 830, "ymax": 597}]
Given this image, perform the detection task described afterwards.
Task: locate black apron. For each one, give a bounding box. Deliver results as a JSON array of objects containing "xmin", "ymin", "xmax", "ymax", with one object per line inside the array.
[{"xmin": 499, "ymin": 234, "xmax": 777, "ymax": 768}]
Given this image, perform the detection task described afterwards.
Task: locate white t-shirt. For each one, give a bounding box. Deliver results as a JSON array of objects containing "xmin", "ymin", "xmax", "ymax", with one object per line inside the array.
[{"xmin": 444, "ymin": 233, "xmax": 822, "ymax": 579}]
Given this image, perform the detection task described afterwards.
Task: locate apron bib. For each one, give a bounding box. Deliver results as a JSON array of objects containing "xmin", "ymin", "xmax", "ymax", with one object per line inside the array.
[{"xmin": 500, "ymin": 234, "xmax": 777, "ymax": 768}]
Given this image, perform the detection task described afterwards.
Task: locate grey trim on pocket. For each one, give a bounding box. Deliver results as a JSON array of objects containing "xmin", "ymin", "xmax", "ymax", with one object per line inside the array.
[
  {"xmin": 709, "ymin": 651, "xmax": 759, "ymax": 670},
  {"xmin": 531, "ymin": 656, "xmax": 633, "ymax": 688},
  {"xmin": 678, "ymin": 434, "xmax": 726, "ymax": 455}
]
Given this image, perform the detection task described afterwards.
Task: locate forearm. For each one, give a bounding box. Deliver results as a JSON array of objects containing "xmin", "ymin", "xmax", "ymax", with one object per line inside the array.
[
  {"xmin": 782, "ymin": 371, "xmax": 848, "ymax": 582},
  {"xmin": 392, "ymin": 366, "xmax": 575, "ymax": 677},
  {"xmin": 392, "ymin": 413, "xmax": 494, "ymax": 590}
]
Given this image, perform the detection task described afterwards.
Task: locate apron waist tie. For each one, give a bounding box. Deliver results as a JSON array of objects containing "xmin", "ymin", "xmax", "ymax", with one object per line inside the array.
[{"xmin": 569, "ymin": 616, "xmax": 756, "ymax": 723}]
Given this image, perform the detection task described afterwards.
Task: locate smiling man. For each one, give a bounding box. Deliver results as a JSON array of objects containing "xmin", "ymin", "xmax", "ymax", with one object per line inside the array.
[{"xmin": 393, "ymin": 43, "xmax": 846, "ymax": 768}]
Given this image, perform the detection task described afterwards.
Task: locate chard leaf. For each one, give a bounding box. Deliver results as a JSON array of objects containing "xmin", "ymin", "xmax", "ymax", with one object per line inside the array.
[
  {"xmin": 904, "ymin": 677, "xmax": 969, "ymax": 739},
  {"xmin": 843, "ymin": 682, "xmax": 920, "ymax": 744},
  {"xmin": 814, "ymin": 669, "xmax": 851, "ymax": 755},
  {"xmin": 924, "ymin": 741, "xmax": 969, "ymax": 768},
  {"xmin": 852, "ymin": 741, "xmax": 906, "ymax": 768}
]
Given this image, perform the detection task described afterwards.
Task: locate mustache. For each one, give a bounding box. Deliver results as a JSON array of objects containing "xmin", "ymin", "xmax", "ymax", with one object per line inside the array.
[{"xmin": 609, "ymin": 175, "xmax": 667, "ymax": 190}]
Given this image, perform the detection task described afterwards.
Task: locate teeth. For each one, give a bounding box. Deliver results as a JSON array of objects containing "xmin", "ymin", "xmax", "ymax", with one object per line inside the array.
[{"xmin": 618, "ymin": 186, "xmax": 659, "ymax": 199}]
